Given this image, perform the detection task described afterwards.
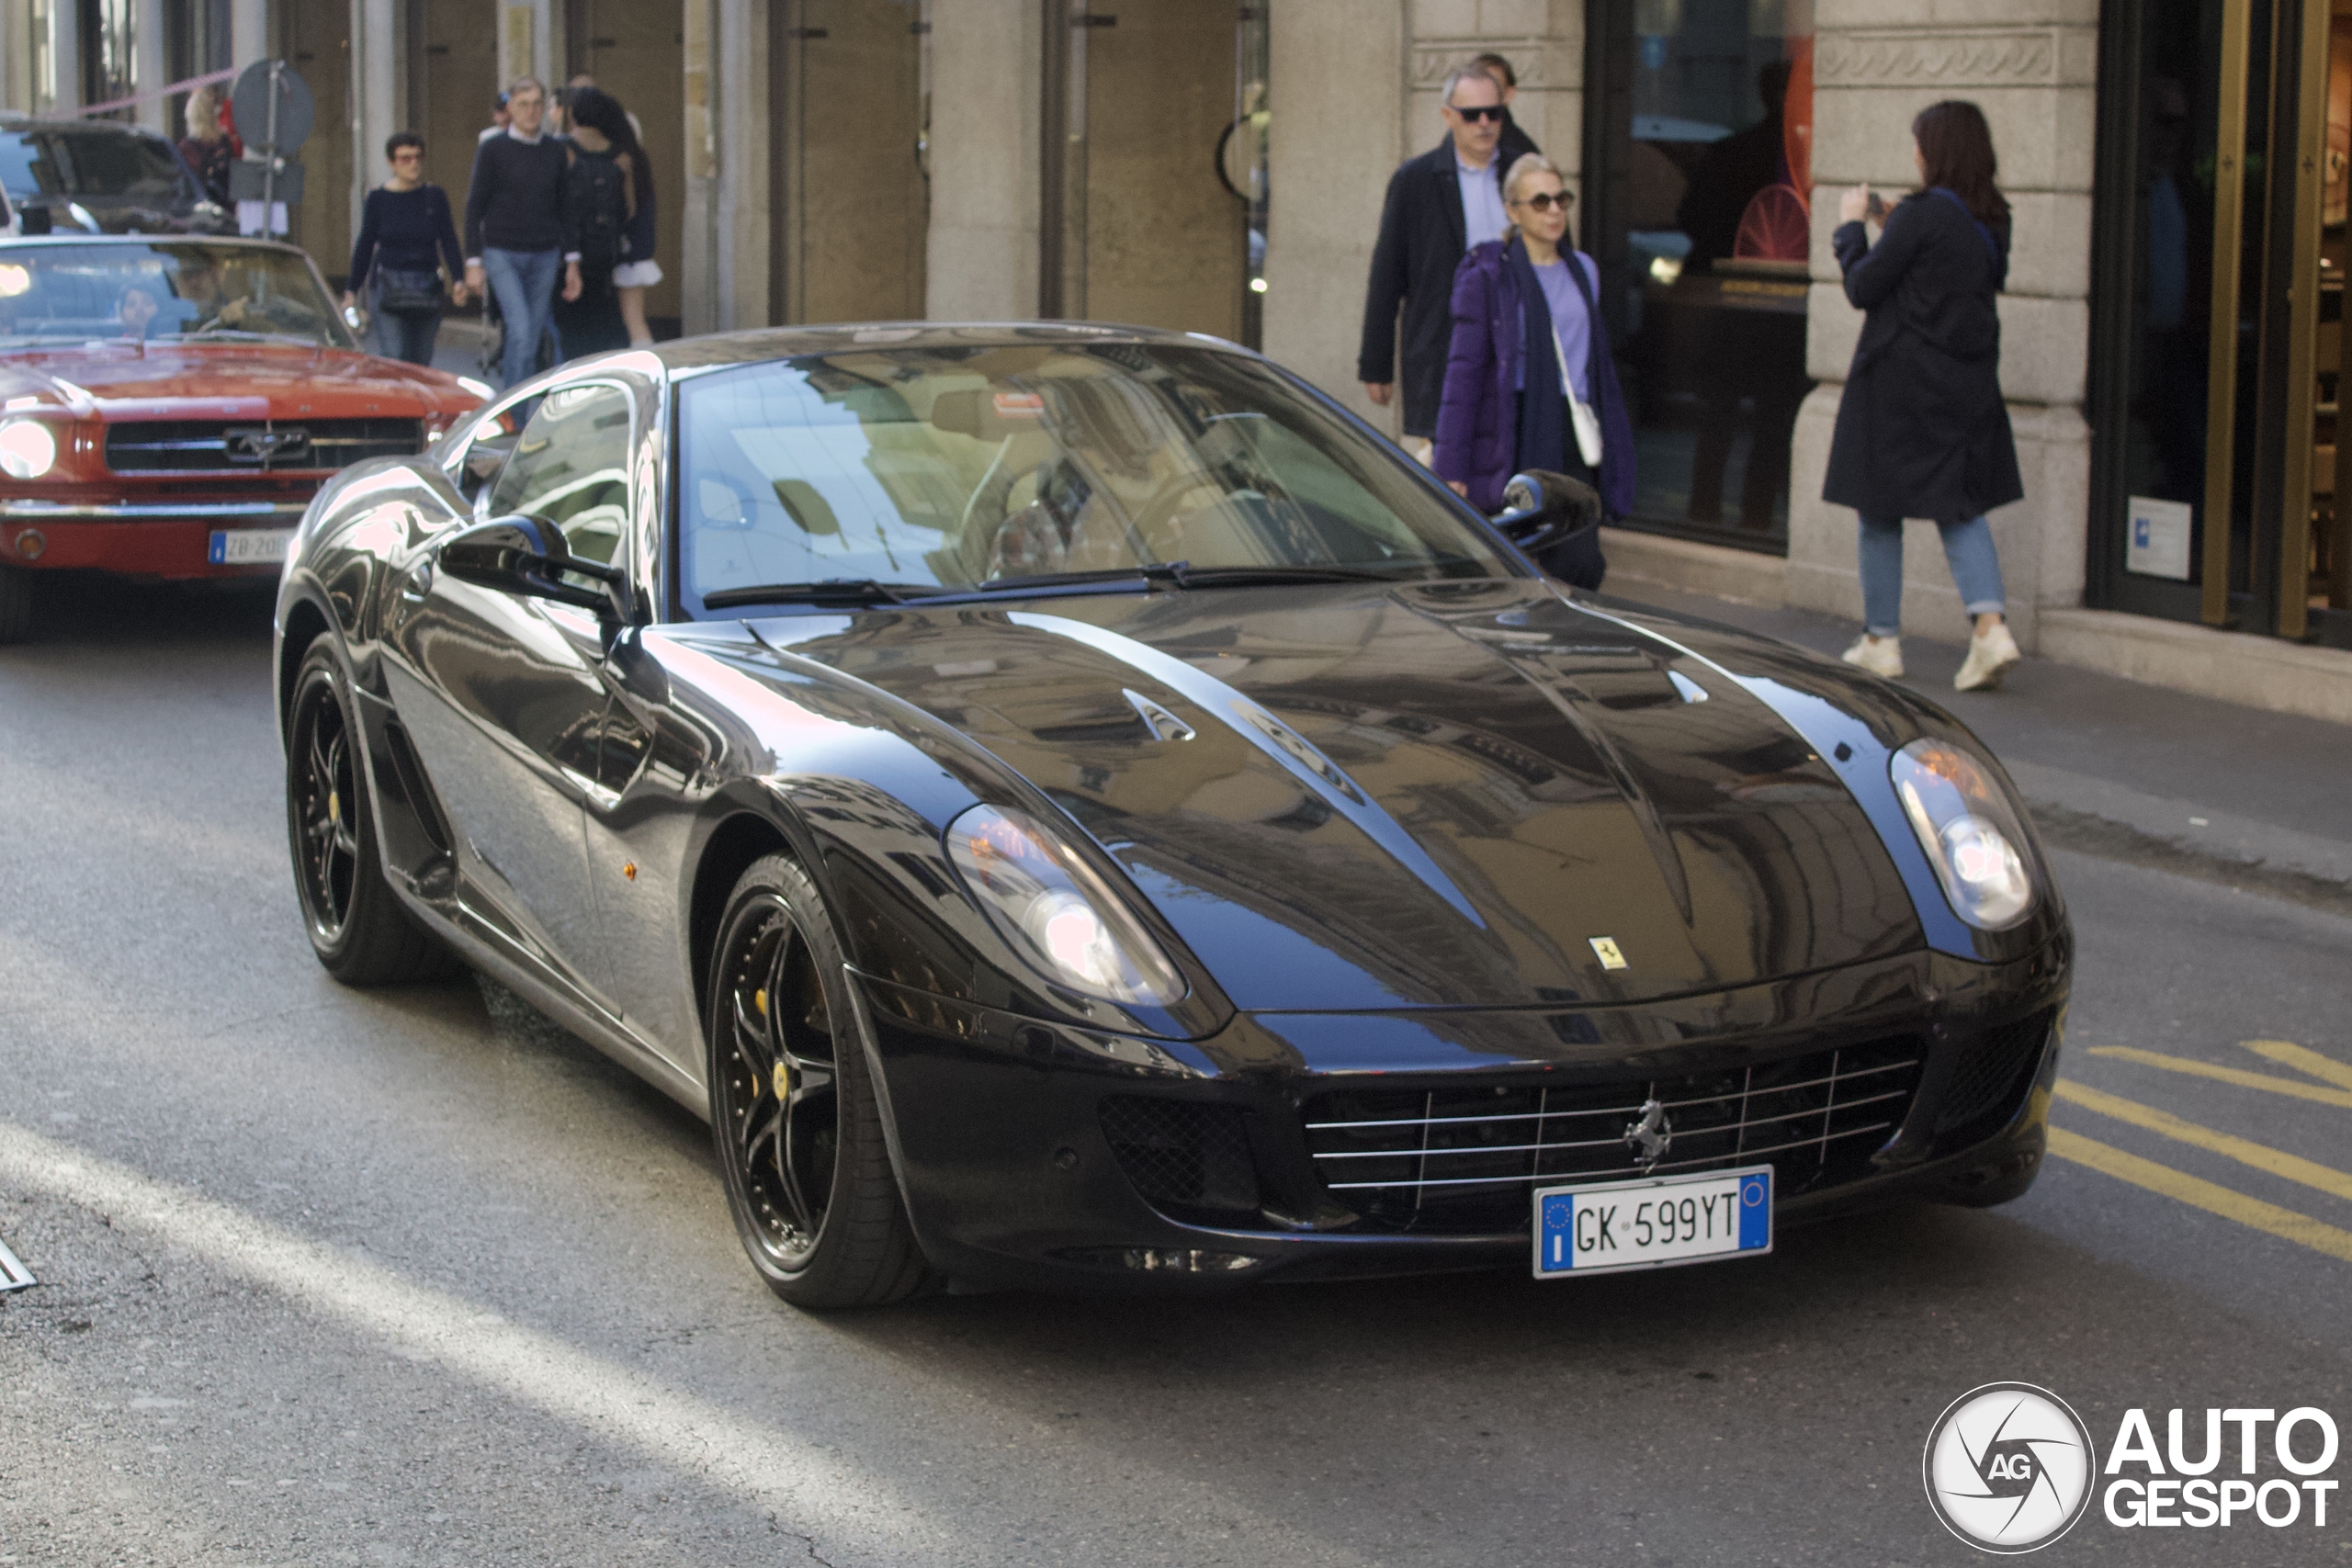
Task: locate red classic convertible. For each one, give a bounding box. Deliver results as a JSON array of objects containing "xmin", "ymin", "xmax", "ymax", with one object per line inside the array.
[{"xmin": 0, "ymin": 234, "xmax": 487, "ymax": 640}]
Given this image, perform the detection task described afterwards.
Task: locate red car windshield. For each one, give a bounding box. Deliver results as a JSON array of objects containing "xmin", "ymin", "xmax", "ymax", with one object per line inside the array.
[{"xmin": 0, "ymin": 242, "xmax": 355, "ymax": 350}]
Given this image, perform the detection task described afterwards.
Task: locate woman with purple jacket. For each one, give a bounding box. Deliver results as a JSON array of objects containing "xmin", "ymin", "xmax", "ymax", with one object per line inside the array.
[{"xmin": 1433, "ymin": 154, "xmax": 1634, "ymax": 589}]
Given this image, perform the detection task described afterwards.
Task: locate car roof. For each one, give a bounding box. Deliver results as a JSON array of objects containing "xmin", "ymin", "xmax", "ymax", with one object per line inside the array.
[
  {"xmin": 0, "ymin": 116, "xmax": 175, "ymax": 140},
  {"xmin": 0, "ymin": 233, "xmax": 308, "ymax": 258},
  {"xmin": 650, "ymin": 321, "xmax": 1254, "ymax": 374}
]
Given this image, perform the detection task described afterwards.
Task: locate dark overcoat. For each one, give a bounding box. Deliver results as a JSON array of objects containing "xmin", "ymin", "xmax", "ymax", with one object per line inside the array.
[
  {"xmin": 1823, "ymin": 192, "xmax": 2024, "ymax": 525},
  {"xmin": 1359, "ymin": 138, "xmax": 1510, "ymax": 438}
]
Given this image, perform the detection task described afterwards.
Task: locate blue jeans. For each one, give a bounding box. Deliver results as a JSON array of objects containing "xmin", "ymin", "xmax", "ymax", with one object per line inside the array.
[
  {"xmin": 1859, "ymin": 513, "xmax": 2006, "ymax": 637},
  {"xmin": 481, "ymin": 246, "xmax": 562, "ymax": 389},
  {"xmin": 379, "ymin": 307, "xmax": 441, "ymax": 367}
]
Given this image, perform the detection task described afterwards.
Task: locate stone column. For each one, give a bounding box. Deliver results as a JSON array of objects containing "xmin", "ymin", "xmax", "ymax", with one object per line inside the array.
[
  {"xmin": 924, "ymin": 0, "xmax": 1042, "ymax": 321},
  {"xmin": 352, "ymin": 0, "xmax": 400, "ymax": 252},
  {"xmin": 681, "ymin": 0, "xmax": 717, "ymax": 334},
  {"xmin": 1790, "ymin": 6, "xmax": 2098, "ymax": 652},
  {"xmin": 48, "ymin": 0, "xmax": 80, "ymax": 112},
  {"xmin": 708, "ymin": 0, "xmax": 768, "ymax": 332},
  {"xmin": 230, "ymin": 0, "xmax": 267, "ymax": 68},
  {"xmin": 132, "ymin": 0, "xmax": 165, "ymax": 129}
]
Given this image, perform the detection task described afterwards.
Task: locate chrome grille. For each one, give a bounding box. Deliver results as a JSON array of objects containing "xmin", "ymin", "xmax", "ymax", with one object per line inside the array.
[
  {"xmin": 1302, "ymin": 1037, "xmax": 1923, "ymax": 1234},
  {"xmin": 105, "ymin": 418, "xmax": 424, "ymax": 472}
]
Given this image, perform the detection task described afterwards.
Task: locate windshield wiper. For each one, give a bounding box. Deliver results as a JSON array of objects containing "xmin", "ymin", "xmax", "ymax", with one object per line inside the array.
[
  {"xmin": 702, "ymin": 579, "xmax": 945, "ymax": 610},
  {"xmin": 950, "ymin": 562, "xmax": 1412, "ymax": 599}
]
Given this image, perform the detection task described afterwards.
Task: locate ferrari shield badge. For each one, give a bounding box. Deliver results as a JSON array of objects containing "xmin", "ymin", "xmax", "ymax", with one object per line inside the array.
[{"xmin": 1589, "ymin": 937, "xmax": 1628, "ymax": 970}]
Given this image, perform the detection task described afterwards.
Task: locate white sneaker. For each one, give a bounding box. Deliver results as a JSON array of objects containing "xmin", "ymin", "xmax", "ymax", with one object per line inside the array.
[
  {"xmin": 1954, "ymin": 622, "xmax": 2022, "ymax": 692},
  {"xmin": 1841, "ymin": 634, "xmax": 1905, "ymax": 679}
]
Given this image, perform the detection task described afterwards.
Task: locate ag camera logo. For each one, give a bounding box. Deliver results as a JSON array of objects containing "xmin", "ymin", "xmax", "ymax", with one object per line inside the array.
[{"xmin": 1922, "ymin": 1382, "xmax": 2098, "ymax": 1553}]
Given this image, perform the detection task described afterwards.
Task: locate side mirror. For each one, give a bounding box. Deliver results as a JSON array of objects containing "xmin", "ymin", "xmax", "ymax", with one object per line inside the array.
[
  {"xmin": 1491, "ymin": 469, "xmax": 1602, "ymax": 556},
  {"xmin": 437, "ymin": 514, "xmax": 628, "ymax": 625}
]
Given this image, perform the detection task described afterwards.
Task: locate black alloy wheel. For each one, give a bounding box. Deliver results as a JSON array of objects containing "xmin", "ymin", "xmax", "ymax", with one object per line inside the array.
[
  {"xmin": 285, "ymin": 638, "xmax": 444, "ymax": 985},
  {"xmin": 0, "ymin": 564, "xmax": 31, "ymax": 644},
  {"xmin": 707, "ymin": 853, "xmax": 929, "ymax": 1308}
]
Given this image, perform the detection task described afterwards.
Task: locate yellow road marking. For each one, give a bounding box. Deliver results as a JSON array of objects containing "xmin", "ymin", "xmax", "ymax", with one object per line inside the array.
[
  {"xmin": 2054, "ymin": 1080, "xmax": 2352, "ymax": 1203},
  {"xmin": 2242, "ymin": 1039, "xmax": 2352, "ymax": 1091},
  {"xmin": 2046, "ymin": 1128, "xmax": 2352, "ymax": 1264},
  {"xmin": 2084, "ymin": 1047, "xmax": 2352, "ymax": 1110}
]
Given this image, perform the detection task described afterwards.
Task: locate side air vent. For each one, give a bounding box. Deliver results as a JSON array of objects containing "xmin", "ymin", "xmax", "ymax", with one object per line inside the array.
[
  {"xmin": 1098, "ymin": 1097, "xmax": 1260, "ymax": 1221},
  {"xmin": 1935, "ymin": 1009, "xmax": 2055, "ymax": 1143}
]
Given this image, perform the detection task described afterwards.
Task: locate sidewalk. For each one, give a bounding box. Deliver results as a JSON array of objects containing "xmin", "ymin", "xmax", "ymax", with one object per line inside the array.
[{"xmin": 1601, "ymin": 579, "xmax": 2352, "ymax": 920}]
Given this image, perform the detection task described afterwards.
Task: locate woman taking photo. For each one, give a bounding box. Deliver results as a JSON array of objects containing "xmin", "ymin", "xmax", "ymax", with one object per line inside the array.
[
  {"xmin": 345, "ymin": 132, "xmax": 468, "ymax": 367},
  {"xmin": 1432, "ymin": 154, "xmax": 1632, "ymax": 589},
  {"xmin": 1826, "ymin": 99, "xmax": 2023, "ymax": 691}
]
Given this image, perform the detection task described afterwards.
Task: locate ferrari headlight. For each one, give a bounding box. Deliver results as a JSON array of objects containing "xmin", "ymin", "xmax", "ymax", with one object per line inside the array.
[
  {"xmin": 1891, "ymin": 739, "xmax": 2035, "ymax": 930},
  {"xmin": 0, "ymin": 419, "xmax": 56, "ymax": 479},
  {"xmin": 946, "ymin": 803, "xmax": 1186, "ymax": 1006}
]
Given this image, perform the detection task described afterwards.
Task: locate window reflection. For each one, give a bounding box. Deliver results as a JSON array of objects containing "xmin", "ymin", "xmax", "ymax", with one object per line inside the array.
[{"xmin": 1610, "ymin": 1, "xmax": 1815, "ymax": 545}]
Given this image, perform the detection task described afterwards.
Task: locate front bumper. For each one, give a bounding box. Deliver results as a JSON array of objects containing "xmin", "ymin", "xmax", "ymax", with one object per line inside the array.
[
  {"xmin": 2, "ymin": 499, "xmax": 309, "ymax": 579},
  {"xmin": 854, "ymin": 937, "xmax": 2071, "ymax": 1292}
]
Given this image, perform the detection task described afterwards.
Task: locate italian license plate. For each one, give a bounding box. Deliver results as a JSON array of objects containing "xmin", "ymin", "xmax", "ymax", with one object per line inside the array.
[
  {"xmin": 208, "ymin": 528, "xmax": 293, "ymax": 566},
  {"xmin": 1532, "ymin": 1165, "xmax": 1771, "ymax": 1278}
]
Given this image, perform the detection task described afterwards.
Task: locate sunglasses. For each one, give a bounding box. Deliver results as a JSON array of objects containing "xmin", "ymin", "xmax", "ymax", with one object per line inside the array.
[
  {"xmin": 1450, "ymin": 103, "xmax": 1506, "ymax": 123},
  {"xmin": 1513, "ymin": 190, "xmax": 1573, "ymax": 212}
]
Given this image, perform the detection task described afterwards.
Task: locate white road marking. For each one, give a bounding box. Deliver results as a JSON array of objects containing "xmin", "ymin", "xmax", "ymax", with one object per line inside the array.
[{"xmin": 0, "ymin": 1122, "xmax": 937, "ymax": 1557}]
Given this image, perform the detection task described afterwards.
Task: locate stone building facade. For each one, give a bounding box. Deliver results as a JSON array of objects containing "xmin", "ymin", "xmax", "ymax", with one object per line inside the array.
[{"xmin": 5, "ymin": 0, "xmax": 2346, "ymax": 718}]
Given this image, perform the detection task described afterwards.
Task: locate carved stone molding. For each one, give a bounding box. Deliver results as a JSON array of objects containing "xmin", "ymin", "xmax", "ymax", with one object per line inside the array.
[
  {"xmin": 1815, "ymin": 28, "xmax": 2096, "ymax": 91},
  {"xmin": 1409, "ymin": 39, "xmax": 1581, "ymax": 92}
]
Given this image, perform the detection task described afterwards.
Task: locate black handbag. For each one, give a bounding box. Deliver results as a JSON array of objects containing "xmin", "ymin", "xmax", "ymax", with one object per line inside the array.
[{"xmin": 376, "ymin": 267, "xmax": 447, "ymax": 315}]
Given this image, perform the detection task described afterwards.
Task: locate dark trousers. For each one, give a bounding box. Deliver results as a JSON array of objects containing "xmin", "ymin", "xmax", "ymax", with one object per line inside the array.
[{"xmin": 380, "ymin": 309, "xmax": 442, "ymax": 367}]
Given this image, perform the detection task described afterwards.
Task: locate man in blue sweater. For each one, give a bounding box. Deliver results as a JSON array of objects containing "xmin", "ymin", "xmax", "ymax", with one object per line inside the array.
[{"xmin": 461, "ymin": 78, "xmax": 582, "ymax": 389}]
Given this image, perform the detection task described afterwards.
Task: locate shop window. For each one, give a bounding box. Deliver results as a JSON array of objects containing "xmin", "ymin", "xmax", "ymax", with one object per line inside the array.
[{"xmin": 1588, "ymin": 0, "xmax": 1815, "ymax": 551}]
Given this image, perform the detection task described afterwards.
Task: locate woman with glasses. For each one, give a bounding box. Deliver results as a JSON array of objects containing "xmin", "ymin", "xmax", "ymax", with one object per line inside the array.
[
  {"xmin": 1431, "ymin": 154, "xmax": 1633, "ymax": 589},
  {"xmin": 345, "ymin": 132, "xmax": 469, "ymax": 367}
]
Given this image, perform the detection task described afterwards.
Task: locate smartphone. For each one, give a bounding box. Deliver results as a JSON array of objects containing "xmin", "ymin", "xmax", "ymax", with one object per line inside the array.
[{"xmin": 1865, "ymin": 192, "xmax": 1888, "ymax": 223}]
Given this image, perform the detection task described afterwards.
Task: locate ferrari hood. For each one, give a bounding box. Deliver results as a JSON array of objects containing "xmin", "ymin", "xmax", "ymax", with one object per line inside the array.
[
  {"xmin": 0, "ymin": 344, "xmax": 459, "ymax": 413},
  {"xmin": 756, "ymin": 579, "xmax": 1922, "ymax": 1010}
]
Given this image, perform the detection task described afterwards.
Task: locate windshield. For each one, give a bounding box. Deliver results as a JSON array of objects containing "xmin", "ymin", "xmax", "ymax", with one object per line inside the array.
[
  {"xmin": 675, "ymin": 344, "xmax": 1511, "ymax": 615},
  {"xmin": 0, "ymin": 129, "xmax": 196, "ymax": 203},
  {"xmin": 0, "ymin": 242, "xmax": 355, "ymax": 349}
]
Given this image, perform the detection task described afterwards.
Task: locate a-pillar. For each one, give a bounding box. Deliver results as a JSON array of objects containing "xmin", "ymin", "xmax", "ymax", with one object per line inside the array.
[{"xmin": 1791, "ymin": 6, "xmax": 2098, "ymax": 652}]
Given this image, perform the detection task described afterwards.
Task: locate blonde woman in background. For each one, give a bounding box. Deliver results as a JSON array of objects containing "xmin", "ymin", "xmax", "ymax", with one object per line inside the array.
[{"xmin": 178, "ymin": 85, "xmax": 233, "ymax": 205}]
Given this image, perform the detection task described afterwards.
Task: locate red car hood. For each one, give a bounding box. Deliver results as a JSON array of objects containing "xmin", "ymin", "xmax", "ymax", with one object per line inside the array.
[{"xmin": 0, "ymin": 342, "xmax": 469, "ymax": 419}]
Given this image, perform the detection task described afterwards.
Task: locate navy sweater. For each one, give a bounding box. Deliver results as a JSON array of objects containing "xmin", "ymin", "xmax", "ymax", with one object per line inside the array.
[
  {"xmin": 462, "ymin": 132, "xmax": 576, "ymax": 260},
  {"xmin": 348, "ymin": 185, "xmax": 465, "ymax": 288}
]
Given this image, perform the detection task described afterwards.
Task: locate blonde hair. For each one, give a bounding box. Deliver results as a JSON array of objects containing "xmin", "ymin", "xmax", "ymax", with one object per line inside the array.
[
  {"xmin": 184, "ymin": 84, "xmax": 224, "ymax": 142},
  {"xmin": 1500, "ymin": 152, "xmax": 1566, "ymax": 243}
]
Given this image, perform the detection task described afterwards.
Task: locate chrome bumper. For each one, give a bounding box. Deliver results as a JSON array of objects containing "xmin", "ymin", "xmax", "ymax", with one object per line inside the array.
[{"xmin": 0, "ymin": 499, "xmax": 308, "ymax": 521}]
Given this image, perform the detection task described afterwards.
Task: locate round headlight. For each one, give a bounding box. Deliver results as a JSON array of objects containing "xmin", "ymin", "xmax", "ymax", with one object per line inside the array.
[{"xmin": 0, "ymin": 419, "xmax": 57, "ymax": 479}]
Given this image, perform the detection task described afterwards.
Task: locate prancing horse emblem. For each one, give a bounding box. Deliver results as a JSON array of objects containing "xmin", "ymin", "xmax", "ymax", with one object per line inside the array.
[{"xmin": 1623, "ymin": 1098, "xmax": 1673, "ymax": 1172}]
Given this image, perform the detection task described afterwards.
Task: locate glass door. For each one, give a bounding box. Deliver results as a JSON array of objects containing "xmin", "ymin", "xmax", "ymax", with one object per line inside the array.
[{"xmin": 2089, "ymin": 0, "xmax": 2352, "ymax": 648}]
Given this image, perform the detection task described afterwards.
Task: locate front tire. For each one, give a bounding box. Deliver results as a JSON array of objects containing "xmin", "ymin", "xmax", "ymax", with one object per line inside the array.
[
  {"xmin": 286, "ymin": 638, "xmax": 442, "ymax": 985},
  {"xmin": 0, "ymin": 565, "xmax": 32, "ymax": 644},
  {"xmin": 707, "ymin": 853, "xmax": 929, "ymax": 1309}
]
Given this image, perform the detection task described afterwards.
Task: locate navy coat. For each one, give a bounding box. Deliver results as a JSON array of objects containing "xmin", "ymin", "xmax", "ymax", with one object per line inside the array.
[
  {"xmin": 1359, "ymin": 138, "xmax": 1510, "ymax": 438},
  {"xmin": 1824, "ymin": 192, "xmax": 2024, "ymax": 525}
]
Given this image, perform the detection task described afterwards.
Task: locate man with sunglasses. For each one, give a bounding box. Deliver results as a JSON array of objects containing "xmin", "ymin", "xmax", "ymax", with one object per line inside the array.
[{"xmin": 1360, "ymin": 67, "xmax": 1517, "ymax": 461}]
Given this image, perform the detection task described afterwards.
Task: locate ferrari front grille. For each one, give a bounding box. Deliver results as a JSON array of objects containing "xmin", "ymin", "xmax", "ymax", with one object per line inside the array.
[
  {"xmin": 1301, "ymin": 1036, "xmax": 1924, "ymax": 1234},
  {"xmin": 1934, "ymin": 1008, "xmax": 2055, "ymax": 1141},
  {"xmin": 105, "ymin": 418, "xmax": 424, "ymax": 473}
]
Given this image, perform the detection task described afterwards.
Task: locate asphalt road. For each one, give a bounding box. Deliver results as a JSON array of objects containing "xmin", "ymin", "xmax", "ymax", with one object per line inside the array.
[{"xmin": 3, "ymin": 580, "xmax": 2346, "ymax": 1567}]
